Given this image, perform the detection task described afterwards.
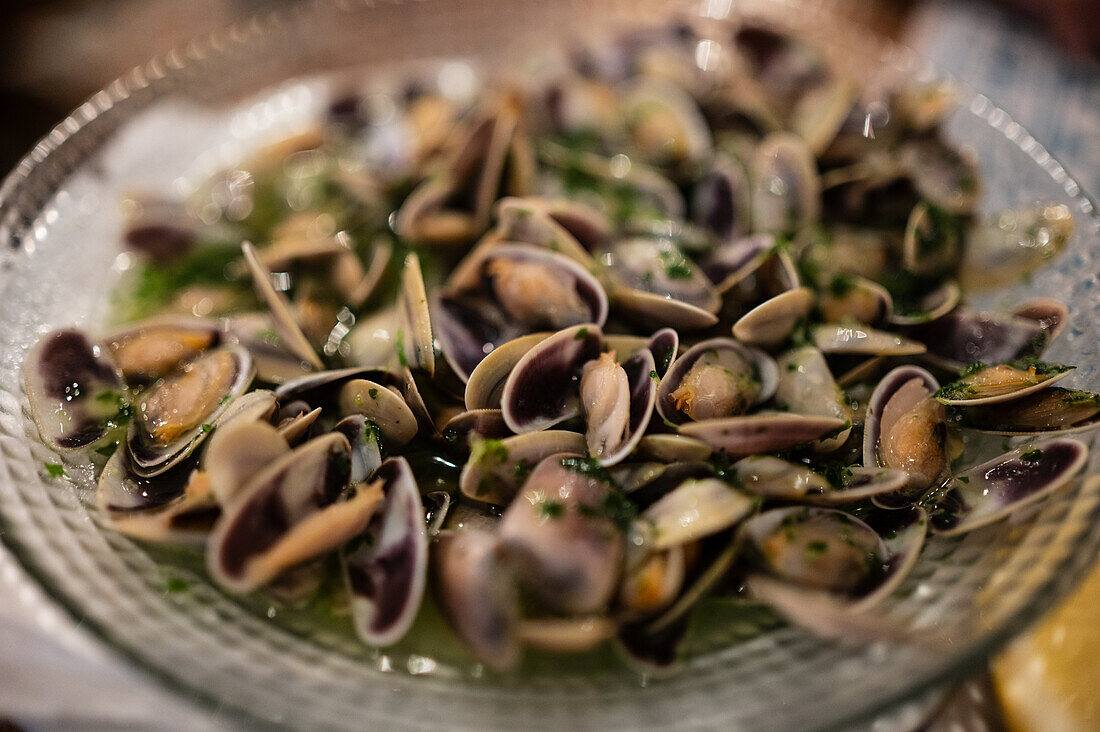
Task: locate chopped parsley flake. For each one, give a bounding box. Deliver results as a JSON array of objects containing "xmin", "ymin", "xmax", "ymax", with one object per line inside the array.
[
  {"xmin": 44, "ymin": 463, "xmax": 66, "ymax": 479},
  {"xmin": 1020, "ymin": 449, "xmax": 1043, "ymax": 463}
]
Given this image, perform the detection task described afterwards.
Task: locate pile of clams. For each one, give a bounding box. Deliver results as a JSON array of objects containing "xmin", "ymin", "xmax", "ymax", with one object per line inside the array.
[{"xmin": 23, "ymin": 18, "xmax": 1096, "ymax": 673}]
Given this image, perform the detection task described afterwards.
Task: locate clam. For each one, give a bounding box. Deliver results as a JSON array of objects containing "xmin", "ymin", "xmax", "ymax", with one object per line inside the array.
[
  {"xmin": 743, "ymin": 507, "xmax": 887, "ymax": 595},
  {"xmin": 905, "ymin": 303, "xmax": 1061, "ymax": 371},
  {"xmin": 397, "ymin": 253, "xmax": 435, "ymax": 377},
  {"xmin": 902, "ymin": 201, "xmax": 961, "ymax": 278},
  {"xmin": 750, "ymin": 133, "xmax": 821, "ymax": 234},
  {"xmin": 619, "ymin": 545, "xmax": 686, "ymax": 618},
  {"xmin": 441, "ymin": 409, "xmax": 513, "ymax": 450},
  {"xmin": 436, "ymin": 245, "xmax": 607, "ymax": 382},
  {"xmin": 580, "ymin": 347, "xmax": 656, "ymax": 467},
  {"xmin": 812, "ymin": 323, "xmax": 925, "ymax": 357},
  {"xmin": 863, "ymin": 365, "xmax": 947, "ymax": 492},
  {"xmin": 396, "ymin": 101, "xmax": 534, "ymax": 245},
  {"xmin": 241, "ymin": 242, "xmax": 324, "ymax": 371},
  {"xmin": 898, "ymin": 137, "xmax": 980, "ymax": 215},
  {"xmin": 951, "ymin": 388, "xmax": 1100, "ymax": 436},
  {"xmin": 732, "ymin": 287, "xmax": 815, "ymax": 348},
  {"xmin": 639, "ymin": 477, "xmax": 754, "ymax": 551},
  {"xmin": 24, "ymin": 328, "xmax": 127, "ymax": 451},
  {"xmin": 500, "ymin": 323, "xmax": 603, "ymax": 433},
  {"xmin": 464, "ymin": 332, "xmax": 551, "ymax": 411},
  {"xmin": 497, "ymin": 454, "xmax": 624, "ymax": 615},
  {"xmin": 622, "ymin": 80, "xmax": 713, "ymax": 167},
  {"xmin": 338, "ymin": 379, "xmax": 418, "ymax": 446},
  {"xmin": 633, "ymin": 434, "xmax": 712, "ymax": 463},
  {"xmin": 732, "ymin": 456, "xmax": 831, "ymax": 500},
  {"xmin": 692, "ymin": 154, "xmax": 753, "ymax": 242},
  {"xmin": 103, "ymin": 468, "xmax": 220, "ymax": 545},
  {"xmin": 702, "ymin": 234, "xmax": 774, "ymax": 293},
  {"xmin": 656, "ymin": 338, "xmax": 777, "ymax": 425},
  {"xmin": 518, "ymin": 616, "xmax": 618, "ymax": 653},
  {"xmin": 934, "ymin": 361, "xmax": 1074, "ymax": 406},
  {"xmin": 203, "ymin": 419, "xmax": 290, "ymax": 505},
  {"xmin": 775, "ymin": 347, "xmax": 852, "ymax": 452},
  {"xmin": 459, "ymin": 430, "xmax": 586, "ymax": 505},
  {"xmin": 600, "ymin": 237, "xmax": 721, "ymax": 330},
  {"xmin": 97, "ymin": 445, "xmax": 190, "ymax": 514},
  {"xmin": 432, "ymin": 530, "xmax": 520, "ymax": 670},
  {"xmin": 127, "ymin": 345, "xmax": 254, "ymax": 477},
  {"xmin": 334, "ymin": 415, "xmax": 383, "ymax": 484},
  {"xmin": 817, "ymin": 275, "xmax": 892, "ymax": 327},
  {"xmin": 789, "ymin": 75, "xmax": 856, "ymax": 156},
  {"xmin": 887, "ymin": 280, "xmax": 960, "ymax": 327},
  {"xmin": 927, "ymin": 438, "xmax": 1088, "ymax": 537},
  {"xmin": 960, "ymin": 204, "xmax": 1075, "ymax": 291},
  {"xmin": 207, "ymin": 433, "xmax": 383, "ymax": 593},
  {"xmin": 343, "ymin": 458, "xmax": 427, "ymax": 647},
  {"xmin": 679, "ymin": 412, "xmax": 849, "ymax": 457},
  {"xmin": 491, "ymin": 197, "xmax": 595, "ymax": 265},
  {"xmin": 102, "ymin": 317, "xmax": 221, "ymax": 383}
]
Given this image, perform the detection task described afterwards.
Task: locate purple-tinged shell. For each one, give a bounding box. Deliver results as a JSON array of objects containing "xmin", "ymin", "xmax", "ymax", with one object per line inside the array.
[
  {"xmin": 97, "ymin": 446, "xmax": 190, "ymax": 514},
  {"xmin": 501, "ymin": 323, "xmax": 603, "ymax": 433},
  {"xmin": 441, "ymin": 409, "xmax": 513, "ymax": 451},
  {"xmin": 702, "ymin": 234, "xmax": 774, "ymax": 293},
  {"xmin": 432, "ymin": 530, "xmax": 520, "ymax": 670},
  {"xmin": 342, "ymin": 457, "xmax": 427, "ymax": 647},
  {"xmin": 498, "ymin": 454, "xmax": 623, "ymax": 615},
  {"xmin": 647, "ymin": 328, "xmax": 679, "ymax": 377},
  {"xmin": 862, "ymin": 365, "xmax": 941, "ymax": 467},
  {"xmin": 334, "ymin": 415, "xmax": 383, "ymax": 485},
  {"xmin": 680, "ymin": 413, "xmax": 848, "ymax": 457},
  {"xmin": 904, "ymin": 305, "xmax": 1051, "ymax": 371},
  {"xmin": 656, "ymin": 338, "xmax": 777, "ymax": 425},
  {"xmin": 692, "ymin": 154, "xmax": 752, "ymax": 243},
  {"xmin": 464, "ymin": 332, "xmax": 551, "ymax": 411},
  {"xmin": 459, "ymin": 430, "xmax": 585, "ymax": 505},
  {"xmin": 928, "ymin": 437, "xmax": 1088, "ymax": 537},
  {"xmin": 587, "ymin": 348, "xmax": 657, "ymax": 468},
  {"xmin": 24, "ymin": 328, "xmax": 126, "ymax": 451}
]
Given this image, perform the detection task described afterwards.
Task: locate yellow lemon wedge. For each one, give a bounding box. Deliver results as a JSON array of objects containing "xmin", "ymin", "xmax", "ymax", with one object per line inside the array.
[{"xmin": 992, "ymin": 561, "xmax": 1100, "ymax": 731}]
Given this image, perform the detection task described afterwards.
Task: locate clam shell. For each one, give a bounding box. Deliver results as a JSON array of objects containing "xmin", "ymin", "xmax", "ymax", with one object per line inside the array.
[
  {"xmin": 501, "ymin": 323, "xmax": 603, "ymax": 433},
  {"xmin": 223, "ymin": 311, "xmax": 315, "ymax": 385},
  {"xmin": 602, "ymin": 238, "xmax": 721, "ymax": 330},
  {"xmin": 928, "ymin": 438, "xmax": 1088, "ymax": 537},
  {"xmin": 902, "ymin": 201, "xmax": 961, "ymax": 277},
  {"xmin": 887, "ymin": 280, "xmax": 960, "ymax": 327},
  {"xmin": 398, "ymin": 253, "xmax": 435, "ymax": 377},
  {"xmin": 432, "ymin": 530, "xmax": 520, "ymax": 670},
  {"xmin": 775, "ymin": 347, "xmax": 852, "ymax": 452},
  {"xmin": 862, "ymin": 365, "xmax": 943, "ymax": 491},
  {"xmin": 641, "ymin": 478, "xmax": 754, "ymax": 551},
  {"xmin": 905, "ymin": 304, "xmax": 1050, "ymax": 371},
  {"xmin": 334, "ymin": 415, "xmax": 383, "ymax": 485},
  {"xmin": 935, "ymin": 363, "xmax": 1073, "ymax": 407},
  {"xmin": 634, "ymin": 434, "xmax": 712, "ymax": 463},
  {"xmin": 207, "ymin": 432, "xmax": 383, "ymax": 593},
  {"xmin": 817, "ymin": 276, "xmax": 893, "ymax": 327},
  {"xmin": 459, "ymin": 430, "xmax": 586, "ymax": 505},
  {"xmin": 104, "ymin": 469, "xmax": 220, "ymax": 545},
  {"xmin": 679, "ymin": 412, "xmax": 848, "ymax": 456},
  {"xmin": 464, "ymin": 332, "xmax": 551, "ymax": 411},
  {"xmin": 203, "ymin": 419, "xmax": 290, "ymax": 505},
  {"xmin": 127, "ymin": 344, "xmax": 255, "ymax": 478},
  {"xmin": 24, "ymin": 328, "xmax": 126, "ymax": 451},
  {"xmin": 812, "ymin": 324, "xmax": 926, "ymax": 356},
  {"xmin": 623, "ymin": 80, "xmax": 713, "ymax": 166},
  {"xmin": 693, "ymin": 154, "xmax": 752, "ymax": 242},
  {"xmin": 343, "ymin": 457, "xmax": 427, "ymax": 647},
  {"xmin": 733, "ymin": 456, "xmax": 832, "ymax": 500},
  {"xmin": 751, "ymin": 132, "xmax": 821, "ymax": 233},
  {"xmin": 338, "ymin": 379, "xmax": 418, "ymax": 446},
  {"xmin": 102, "ymin": 317, "xmax": 221, "ymax": 383},
  {"xmin": 702, "ymin": 234, "xmax": 774, "ymax": 293},
  {"xmin": 97, "ymin": 446, "xmax": 190, "ymax": 514},
  {"xmin": 657, "ymin": 337, "xmax": 778, "ymax": 425},
  {"xmin": 440, "ymin": 409, "xmax": 513, "ymax": 450},
  {"xmin": 585, "ymin": 348, "xmax": 657, "ymax": 467},
  {"xmin": 732, "ymin": 287, "xmax": 815, "ymax": 348},
  {"xmin": 241, "ymin": 242, "xmax": 324, "ymax": 370},
  {"xmin": 494, "ymin": 197, "xmax": 594, "ymax": 265},
  {"xmin": 517, "ymin": 616, "xmax": 617, "ymax": 653},
  {"xmin": 951, "ymin": 387, "xmax": 1100, "ymax": 436},
  {"xmin": 498, "ymin": 454, "xmax": 624, "ymax": 615}
]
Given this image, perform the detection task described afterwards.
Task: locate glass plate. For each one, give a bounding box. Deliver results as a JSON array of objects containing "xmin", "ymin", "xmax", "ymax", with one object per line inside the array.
[{"xmin": 1, "ymin": 1, "xmax": 1099, "ymax": 729}]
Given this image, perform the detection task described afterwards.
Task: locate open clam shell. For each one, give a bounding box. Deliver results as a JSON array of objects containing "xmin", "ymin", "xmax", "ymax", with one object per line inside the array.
[
  {"xmin": 622, "ymin": 80, "xmax": 713, "ymax": 167},
  {"xmin": 742, "ymin": 507, "xmax": 887, "ymax": 596},
  {"xmin": 441, "ymin": 409, "xmax": 513, "ymax": 450},
  {"xmin": 222, "ymin": 312, "xmax": 314, "ymax": 385},
  {"xmin": 817, "ymin": 276, "xmax": 892, "ymax": 327},
  {"xmin": 127, "ymin": 344, "xmax": 255, "ymax": 478},
  {"xmin": 775, "ymin": 347, "xmax": 852, "ymax": 452},
  {"xmin": 862, "ymin": 365, "xmax": 946, "ymax": 492},
  {"xmin": 334, "ymin": 415, "xmax": 383, "ymax": 485},
  {"xmin": 103, "ymin": 469, "xmax": 220, "ymax": 546},
  {"xmin": 24, "ymin": 328, "xmax": 127, "ymax": 451},
  {"xmin": 207, "ymin": 432, "xmax": 383, "ymax": 593},
  {"xmin": 203, "ymin": 419, "xmax": 290, "ymax": 505},
  {"xmin": 679, "ymin": 412, "xmax": 848, "ymax": 457},
  {"xmin": 702, "ymin": 234, "xmax": 775, "ymax": 294},
  {"xmin": 750, "ymin": 132, "xmax": 821, "ymax": 234},
  {"xmin": 432, "ymin": 529, "xmax": 520, "ymax": 670},
  {"xmin": 732, "ymin": 456, "xmax": 831, "ymax": 500},
  {"xmin": 398, "ymin": 253, "xmax": 435, "ymax": 377},
  {"xmin": 102, "ymin": 317, "xmax": 221, "ymax": 384},
  {"xmin": 501, "ymin": 323, "xmax": 603, "ymax": 434},
  {"xmin": 497, "ymin": 454, "xmax": 624, "ymax": 615},
  {"xmin": 640, "ymin": 478, "xmax": 755, "ymax": 551},
  {"xmin": 343, "ymin": 457, "xmax": 427, "ymax": 647},
  {"xmin": 656, "ymin": 338, "xmax": 777, "ymax": 425},
  {"xmin": 887, "ymin": 280, "xmax": 959, "ymax": 327},
  {"xmin": 961, "ymin": 204, "xmax": 1074, "ymax": 292},
  {"xmin": 692, "ymin": 153, "xmax": 752, "ymax": 242},
  {"xmin": 633, "ymin": 434, "xmax": 712, "ymax": 463},
  {"xmin": 601, "ymin": 237, "xmax": 721, "ymax": 330},
  {"xmin": 950, "ymin": 387, "xmax": 1100, "ymax": 436},
  {"xmin": 459, "ymin": 430, "xmax": 586, "ymax": 505},
  {"xmin": 934, "ymin": 361, "xmax": 1073, "ymax": 407},
  {"xmin": 97, "ymin": 445, "xmax": 190, "ymax": 514},
  {"xmin": 904, "ymin": 303, "xmax": 1057, "ymax": 371},
  {"xmin": 928, "ymin": 438, "xmax": 1088, "ymax": 537},
  {"xmin": 581, "ymin": 347, "xmax": 657, "ymax": 467},
  {"xmin": 464, "ymin": 332, "xmax": 551, "ymax": 411},
  {"xmin": 902, "ymin": 201, "xmax": 961, "ymax": 278}
]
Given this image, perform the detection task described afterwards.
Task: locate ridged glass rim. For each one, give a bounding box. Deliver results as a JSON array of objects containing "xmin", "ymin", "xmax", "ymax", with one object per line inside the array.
[{"xmin": 1, "ymin": 1, "xmax": 1099, "ymax": 729}]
